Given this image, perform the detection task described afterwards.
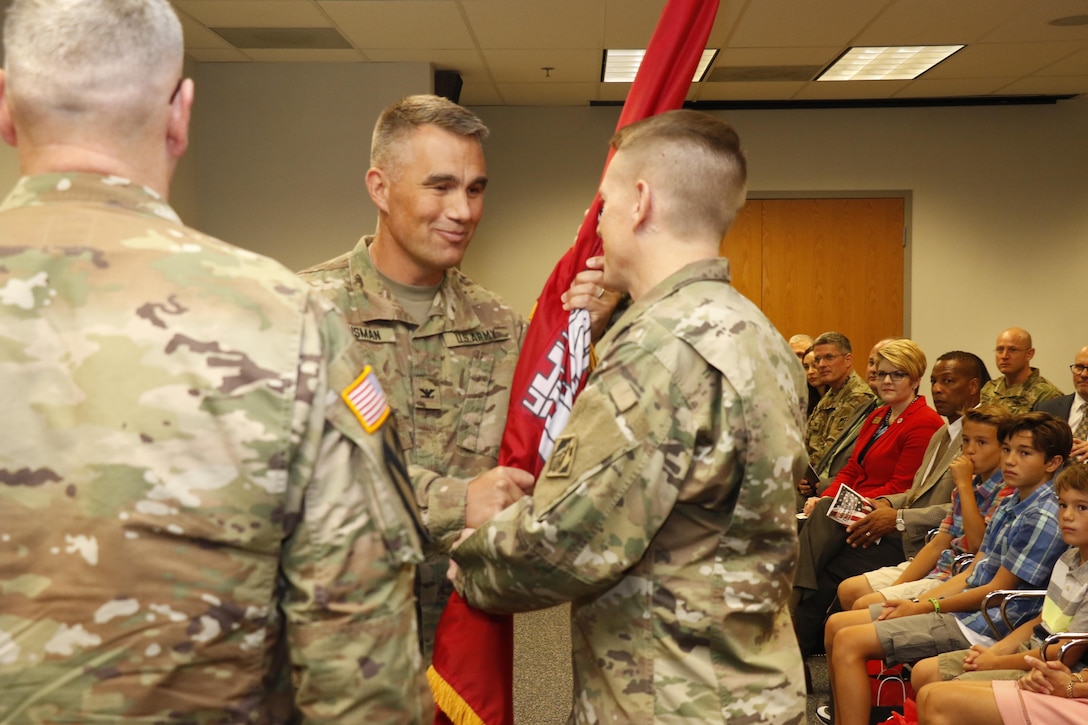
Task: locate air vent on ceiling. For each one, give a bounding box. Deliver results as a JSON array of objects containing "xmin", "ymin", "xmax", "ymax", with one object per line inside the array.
[
  {"xmin": 211, "ymin": 27, "xmax": 352, "ymax": 50},
  {"xmin": 708, "ymin": 66, "xmax": 822, "ymax": 83}
]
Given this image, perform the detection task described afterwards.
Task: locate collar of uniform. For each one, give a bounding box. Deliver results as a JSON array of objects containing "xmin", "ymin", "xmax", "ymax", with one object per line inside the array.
[
  {"xmin": 346, "ymin": 234, "xmax": 484, "ymax": 333},
  {"xmin": 598, "ymin": 257, "xmax": 730, "ymax": 349},
  {"xmin": 1, "ymin": 172, "xmax": 181, "ymax": 224}
]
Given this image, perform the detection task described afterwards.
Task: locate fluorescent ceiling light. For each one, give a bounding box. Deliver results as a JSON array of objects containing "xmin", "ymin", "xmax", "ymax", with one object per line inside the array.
[
  {"xmin": 817, "ymin": 45, "xmax": 964, "ymax": 81},
  {"xmin": 602, "ymin": 48, "xmax": 718, "ymax": 83}
]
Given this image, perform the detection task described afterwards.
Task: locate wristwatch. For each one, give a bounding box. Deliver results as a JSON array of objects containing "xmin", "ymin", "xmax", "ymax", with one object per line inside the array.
[{"xmin": 895, "ymin": 510, "xmax": 906, "ymax": 532}]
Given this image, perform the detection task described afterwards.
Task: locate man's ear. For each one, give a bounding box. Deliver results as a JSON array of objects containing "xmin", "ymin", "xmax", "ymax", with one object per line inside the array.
[
  {"xmin": 366, "ymin": 167, "xmax": 391, "ymax": 214},
  {"xmin": 166, "ymin": 78, "xmax": 194, "ymax": 160},
  {"xmin": 632, "ymin": 179, "xmax": 652, "ymax": 231},
  {"xmin": 0, "ymin": 70, "xmax": 18, "ymax": 148},
  {"xmin": 968, "ymin": 378, "xmax": 981, "ymax": 396}
]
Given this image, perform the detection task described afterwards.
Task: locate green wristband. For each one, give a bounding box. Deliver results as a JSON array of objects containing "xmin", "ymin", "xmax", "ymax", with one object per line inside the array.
[{"xmin": 928, "ymin": 597, "xmax": 941, "ymax": 614}]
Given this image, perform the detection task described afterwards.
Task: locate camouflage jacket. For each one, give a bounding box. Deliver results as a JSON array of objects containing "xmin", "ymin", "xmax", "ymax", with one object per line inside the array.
[
  {"xmin": 298, "ymin": 237, "xmax": 525, "ymax": 659},
  {"xmin": 980, "ymin": 367, "xmax": 1063, "ymax": 415},
  {"xmin": 805, "ymin": 370, "xmax": 876, "ymax": 470},
  {"xmin": 453, "ymin": 258, "xmax": 808, "ymax": 724},
  {"xmin": 0, "ymin": 174, "xmax": 425, "ymax": 724}
]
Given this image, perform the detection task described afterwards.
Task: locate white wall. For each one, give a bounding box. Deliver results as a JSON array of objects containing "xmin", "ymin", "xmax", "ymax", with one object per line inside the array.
[{"xmin": 190, "ymin": 62, "xmax": 432, "ymax": 270}]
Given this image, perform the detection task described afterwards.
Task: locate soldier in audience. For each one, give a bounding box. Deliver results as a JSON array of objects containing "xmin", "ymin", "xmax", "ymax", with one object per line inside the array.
[
  {"xmin": 804, "ymin": 331, "xmax": 877, "ymax": 472},
  {"xmin": 980, "ymin": 327, "xmax": 1062, "ymax": 414}
]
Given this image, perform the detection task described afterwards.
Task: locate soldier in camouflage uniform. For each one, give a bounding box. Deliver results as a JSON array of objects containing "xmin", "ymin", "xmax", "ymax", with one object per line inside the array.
[
  {"xmin": 805, "ymin": 332, "xmax": 877, "ymax": 471},
  {"xmin": 297, "ymin": 96, "xmax": 537, "ymax": 663},
  {"xmin": 0, "ymin": 1, "xmax": 425, "ymax": 722},
  {"xmin": 450, "ymin": 110, "xmax": 809, "ymax": 723},
  {"xmin": 980, "ymin": 327, "xmax": 1062, "ymax": 414}
]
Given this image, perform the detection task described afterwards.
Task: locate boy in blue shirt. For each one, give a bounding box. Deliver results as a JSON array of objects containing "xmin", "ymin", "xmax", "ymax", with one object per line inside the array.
[{"xmin": 819, "ymin": 412, "xmax": 1072, "ymax": 725}]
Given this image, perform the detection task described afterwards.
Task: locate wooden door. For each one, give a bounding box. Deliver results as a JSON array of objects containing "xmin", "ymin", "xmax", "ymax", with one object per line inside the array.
[{"xmin": 721, "ymin": 197, "xmax": 905, "ymax": 373}]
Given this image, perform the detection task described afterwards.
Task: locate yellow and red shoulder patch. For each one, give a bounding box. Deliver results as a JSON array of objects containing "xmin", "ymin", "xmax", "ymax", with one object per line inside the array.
[{"xmin": 341, "ymin": 366, "xmax": 390, "ymax": 434}]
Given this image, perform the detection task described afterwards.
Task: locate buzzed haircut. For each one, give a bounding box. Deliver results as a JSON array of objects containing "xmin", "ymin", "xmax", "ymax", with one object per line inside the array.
[
  {"xmin": 3, "ymin": 0, "xmax": 183, "ymax": 130},
  {"xmin": 936, "ymin": 351, "xmax": 991, "ymax": 386},
  {"xmin": 609, "ymin": 109, "xmax": 747, "ymax": 239},
  {"xmin": 813, "ymin": 331, "xmax": 853, "ymax": 354},
  {"xmin": 371, "ymin": 94, "xmax": 489, "ymax": 170},
  {"xmin": 999, "ymin": 411, "xmax": 1073, "ymax": 463}
]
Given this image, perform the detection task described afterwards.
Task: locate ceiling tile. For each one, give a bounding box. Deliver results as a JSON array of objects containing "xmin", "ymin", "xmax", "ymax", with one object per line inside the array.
[
  {"xmin": 365, "ymin": 49, "xmax": 490, "ymax": 83},
  {"xmin": 176, "ymin": 12, "xmax": 233, "ymax": 49},
  {"xmin": 716, "ymin": 46, "xmax": 843, "ymax": 67},
  {"xmin": 173, "ymin": 1, "xmax": 331, "ymax": 28},
  {"xmin": 996, "ymin": 75, "xmax": 1088, "ymax": 96},
  {"xmin": 320, "ymin": 1, "xmax": 476, "ymax": 49},
  {"xmin": 1039, "ymin": 46, "xmax": 1088, "ymax": 76},
  {"xmin": 697, "ymin": 80, "xmax": 809, "ymax": 102},
  {"xmin": 857, "ymin": 0, "xmax": 1022, "ymax": 45},
  {"xmin": 186, "ymin": 48, "xmax": 253, "ymax": 63},
  {"xmin": 729, "ymin": 0, "xmax": 883, "ymax": 47},
  {"xmin": 893, "ymin": 77, "xmax": 1018, "ymax": 98},
  {"xmin": 244, "ymin": 49, "xmax": 365, "ymax": 62},
  {"xmin": 793, "ymin": 79, "xmax": 913, "ymax": 100},
  {"xmin": 924, "ymin": 42, "xmax": 1087, "ymax": 79},
  {"xmin": 602, "ymin": 0, "xmax": 672, "ymax": 47},
  {"xmin": 495, "ymin": 82, "xmax": 598, "ymax": 106},
  {"xmin": 482, "ymin": 49, "xmax": 600, "ymax": 83},
  {"xmin": 463, "ymin": 0, "xmax": 603, "ymax": 49},
  {"xmin": 983, "ymin": 0, "xmax": 1088, "ymax": 42}
]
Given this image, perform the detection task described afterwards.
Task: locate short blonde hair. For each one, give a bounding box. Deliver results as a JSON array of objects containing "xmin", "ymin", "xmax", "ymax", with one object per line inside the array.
[
  {"xmin": 877, "ymin": 339, "xmax": 927, "ymax": 383},
  {"xmin": 371, "ymin": 95, "xmax": 489, "ymax": 171}
]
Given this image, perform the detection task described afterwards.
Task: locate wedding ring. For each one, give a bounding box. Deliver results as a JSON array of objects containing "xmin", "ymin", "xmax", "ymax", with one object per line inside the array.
[{"xmin": 865, "ymin": 531, "xmax": 872, "ymax": 537}]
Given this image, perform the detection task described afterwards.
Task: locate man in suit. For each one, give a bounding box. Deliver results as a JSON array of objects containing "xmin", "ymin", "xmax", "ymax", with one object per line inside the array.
[
  {"xmin": 1035, "ymin": 343, "xmax": 1088, "ymax": 463},
  {"xmin": 791, "ymin": 350, "xmax": 989, "ymax": 658}
]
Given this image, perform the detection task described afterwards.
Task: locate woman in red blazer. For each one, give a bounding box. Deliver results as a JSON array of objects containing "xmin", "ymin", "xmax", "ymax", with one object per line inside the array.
[{"xmin": 803, "ymin": 339, "xmax": 944, "ymax": 514}]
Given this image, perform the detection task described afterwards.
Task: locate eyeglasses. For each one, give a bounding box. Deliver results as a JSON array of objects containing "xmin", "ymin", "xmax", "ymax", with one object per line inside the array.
[
  {"xmin": 1072, "ymin": 364, "xmax": 1088, "ymax": 376},
  {"xmin": 813, "ymin": 353, "xmax": 843, "ymax": 364},
  {"xmin": 875, "ymin": 370, "xmax": 910, "ymax": 382},
  {"xmin": 994, "ymin": 346, "xmax": 1025, "ymax": 354}
]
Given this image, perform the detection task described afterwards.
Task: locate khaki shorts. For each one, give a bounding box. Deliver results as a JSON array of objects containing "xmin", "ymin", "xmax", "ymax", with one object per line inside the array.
[
  {"xmin": 872, "ymin": 612, "xmax": 973, "ymax": 667},
  {"xmin": 878, "ymin": 578, "xmax": 942, "ymax": 603},
  {"xmin": 863, "ymin": 561, "xmax": 909, "ymax": 590},
  {"xmin": 936, "ymin": 643, "xmax": 1030, "ymax": 681}
]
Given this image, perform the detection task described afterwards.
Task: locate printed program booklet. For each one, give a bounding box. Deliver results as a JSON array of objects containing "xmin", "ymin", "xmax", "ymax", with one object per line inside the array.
[{"xmin": 826, "ymin": 483, "xmax": 875, "ymax": 527}]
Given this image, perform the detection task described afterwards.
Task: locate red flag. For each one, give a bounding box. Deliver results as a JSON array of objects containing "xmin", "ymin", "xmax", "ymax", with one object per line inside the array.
[{"xmin": 427, "ymin": 2, "xmax": 721, "ymax": 722}]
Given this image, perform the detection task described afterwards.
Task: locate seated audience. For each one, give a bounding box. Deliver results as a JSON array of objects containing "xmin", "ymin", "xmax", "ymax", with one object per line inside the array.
[
  {"xmin": 838, "ymin": 403, "xmax": 1010, "ymax": 611},
  {"xmin": 981, "ymin": 327, "xmax": 1062, "ymax": 414},
  {"xmin": 910, "ymin": 463, "xmax": 1088, "ymax": 689},
  {"xmin": 916, "ymin": 656, "xmax": 1088, "ymax": 725},
  {"xmin": 818, "ymin": 412, "xmax": 1072, "ymax": 725},
  {"xmin": 803, "ymin": 339, "xmax": 944, "ymax": 514},
  {"xmin": 791, "ymin": 347, "xmax": 976, "ymax": 658},
  {"xmin": 1035, "ymin": 342, "xmax": 1088, "ymax": 463},
  {"xmin": 805, "ymin": 331, "xmax": 877, "ymax": 473},
  {"xmin": 805, "ymin": 339, "xmax": 896, "ymax": 488}
]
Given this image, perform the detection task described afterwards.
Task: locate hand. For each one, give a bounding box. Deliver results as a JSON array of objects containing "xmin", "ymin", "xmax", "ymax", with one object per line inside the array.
[
  {"xmin": 962, "ymin": 644, "xmax": 997, "ymax": 672},
  {"xmin": 876, "ymin": 598, "xmax": 924, "ymax": 621},
  {"xmin": 949, "ymin": 454, "xmax": 975, "ymax": 490},
  {"xmin": 803, "ymin": 496, "xmax": 820, "ymax": 517},
  {"xmin": 797, "ymin": 478, "xmax": 815, "ymax": 497},
  {"xmin": 846, "ymin": 506, "xmax": 896, "ymax": 548},
  {"xmin": 560, "ymin": 256, "xmax": 622, "ymax": 342},
  {"xmin": 1071, "ymin": 438, "xmax": 1088, "ymax": 464},
  {"xmin": 445, "ymin": 528, "xmax": 476, "ymax": 583},
  {"xmin": 1019, "ymin": 655, "xmax": 1074, "ymax": 695},
  {"xmin": 465, "ymin": 466, "xmax": 536, "ymax": 528}
]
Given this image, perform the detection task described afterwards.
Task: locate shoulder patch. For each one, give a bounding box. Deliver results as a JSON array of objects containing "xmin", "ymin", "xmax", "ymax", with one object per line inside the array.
[
  {"xmin": 341, "ymin": 365, "xmax": 390, "ymax": 434},
  {"xmin": 546, "ymin": 435, "xmax": 577, "ymax": 478}
]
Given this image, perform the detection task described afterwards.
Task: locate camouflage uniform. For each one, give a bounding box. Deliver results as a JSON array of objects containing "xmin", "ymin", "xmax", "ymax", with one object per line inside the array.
[
  {"xmin": 299, "ymin": 236, "xmax": 526, "ymax": 659},
  {"xmin": 980, "ymin": 367, "xmax": 1062, "ymax": 415},
  {"xmin": 0, "ymin": 174, "xmax": 426, "ymax": 724},
  {"xmin": 805, "ymin": 370, "xmax": 875, "ymax": 470},
  {"xmin": 452, "ymin": 259, "xmax": 808, "ymax": 724}
]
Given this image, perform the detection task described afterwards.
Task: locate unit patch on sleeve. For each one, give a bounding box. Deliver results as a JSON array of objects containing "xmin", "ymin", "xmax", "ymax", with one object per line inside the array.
[
  {"xmin": 546, "ymin": 435, "xmax": 578, "ymax": 478},
  {"xmin": 341, "ymin": 365, "xmax": 390, "ymax": 433}
]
